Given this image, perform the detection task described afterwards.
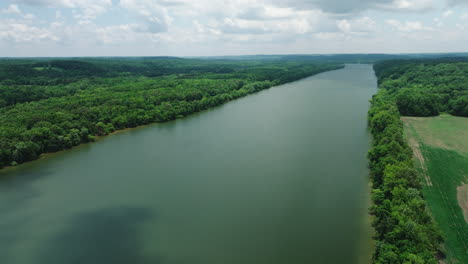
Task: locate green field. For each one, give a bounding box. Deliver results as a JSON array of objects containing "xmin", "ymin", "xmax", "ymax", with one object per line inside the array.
[{"xmin": 403, "ymin": 115, "xmax": 468, "ymax": 263}]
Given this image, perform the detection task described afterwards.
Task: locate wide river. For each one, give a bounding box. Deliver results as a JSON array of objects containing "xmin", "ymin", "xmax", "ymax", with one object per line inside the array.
[{"xmin": 0, "ymin": 64, "xmax": 377, "ymax": 264}]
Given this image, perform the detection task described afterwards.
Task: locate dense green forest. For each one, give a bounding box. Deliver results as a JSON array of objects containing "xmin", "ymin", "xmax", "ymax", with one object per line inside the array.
[
  {"xmin": 373, "ymin": 58, "xmax": 468, "ymax": 117},
  {"xmin": 0, "ymin": 57, "xmax": 341, "ymax": 168},
  {"xmin": 365, "ymin": 57, "xmax": 468, "ymax": 263},
  {"xmin": 368, "ymin": 89, "xmax": 443, "ymax": 264}
]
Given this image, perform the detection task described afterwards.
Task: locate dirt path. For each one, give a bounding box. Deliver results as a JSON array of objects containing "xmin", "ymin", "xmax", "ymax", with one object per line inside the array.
[
  {"xmin": 457, "ymin": 183, "xmax": 468, "ymax": 224},
  {"xmin": 405, "ymin": 128, "xmax": 433, "ymax": 186}
]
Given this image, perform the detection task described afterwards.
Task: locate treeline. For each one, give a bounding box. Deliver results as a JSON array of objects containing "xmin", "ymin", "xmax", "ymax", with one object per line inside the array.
[
  {"xmin": 0, "ymin": 57, "xmax": 337, "ymax": 107},
  {"xmin": 368, "ymin": 90, "xmax": 444, "ymax": 263},
  {"xmin": 373, "ymin": 58, "xmax": 468, "ymax": 117},
  {"xmin": 0, "ymin": 58, "xmax": 342, "ymax": 168}
]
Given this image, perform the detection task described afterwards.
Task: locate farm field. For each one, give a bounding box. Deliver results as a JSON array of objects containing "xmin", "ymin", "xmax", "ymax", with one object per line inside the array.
[{"xmin": 403, "ymin": 115, "xmax": 468, "ymax": 264}]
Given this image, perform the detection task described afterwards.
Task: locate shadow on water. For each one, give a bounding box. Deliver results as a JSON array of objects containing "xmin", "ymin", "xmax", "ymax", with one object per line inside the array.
[
  {"xmin": 0, "ymin": 168, "xmax": 52, "ymax": 215},
  {"xmin": 0, "ymin": 166, "xmax": 52, "ymax": 185},
  {"xmin": 0, "ymin": 216, "xmax": 36, "ymax": 263},
  {"xmin": 36, "ymin": 207, "xmax": 160, "ymax": 264},
  {"xmin": 0, "ymin": 168, "xmax": 54, "ymax": 223},
  {"xmin": 0, "ymin": 169, "xmax": 54, "ymax": 262}
]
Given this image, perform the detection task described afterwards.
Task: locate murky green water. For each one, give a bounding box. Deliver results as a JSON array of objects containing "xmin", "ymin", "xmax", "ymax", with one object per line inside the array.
[{"xmin": 0, "ymin": 64, "xmax": 376, "ymax": 264}]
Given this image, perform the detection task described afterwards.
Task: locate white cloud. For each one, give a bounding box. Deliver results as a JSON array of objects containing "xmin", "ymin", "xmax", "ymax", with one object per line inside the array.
[
  {"xmin": 382, "ymin": 0, "xmax": 434, "ymax": 11},
  {"xmin": 197, "ymin": 7, "xmax": 336, "ymax": 42},
  {"xmin": 18, "ymin": 0, "xmax": 111, "ymax": 9},
  {"xmin": 23, "ymin": 13, "xmax": 35, "ymax": 20},
  {"xmin": 0, "ymin": 20, "xmax": 59, "ymax": 42},
  {"xmin": 386, "ymin": 19, "xmax": 433, "ymax": 32},
  {"xmin": 120, "ymin": 0, "xmax": 172, "ymax": 33},
  {"xmin": 238, "ymin": 6, "xmax": 296, "ymax": 20},
  {"xmin": 447, "ymin": 0, "xmax": 468, "ymax": 6},
  {"xmin": 315, "ymin": 32, "xmax": 345, "ymax": 41},
  {"xmin": 73, "ymin": 2, "xmax": 111, "ymax": 24},
  {"xmin": 443, "ymin": 10, "xmax": 454, "ymax": 17},
  {"xmin": 2, "ymin": 4, "xmax": 21, "ymax": 14},
  {"xmin": 92, "ymin": 23, "xmax": 147, "ymax": 43},
  {"xmin": 434, "ymin": 17, "xmax": 444, "ymax": 27},
  {"xmin": 337, "ymin": 20, "xmax": 351, "ymax": 33},
  {"xmin": 55, "ymin": 10, "xmax": 62, "ymax": 19},
  {"xmin": 272, "ymin": 0, "xmax": 435, "ymax": 15},
  {"xmin": 337, "ymin": 17, "xmax": 377, "ymax": 35},
  {"xmin": 18, "ymin": 0, "xmax": 111, "ymax": 24},
  {"xmin": 1, "ymin": 0, "xmax": 468, "ymax": 56}
]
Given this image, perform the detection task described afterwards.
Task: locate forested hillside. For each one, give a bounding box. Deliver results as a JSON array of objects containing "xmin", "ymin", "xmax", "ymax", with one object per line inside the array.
[
  {"xmin": 373, "ymin": 58, "xmax": 468, "ymax": 117},
  {"xmin": 0, "ymin": 57, "xmax": 341, "ymax": 168}
]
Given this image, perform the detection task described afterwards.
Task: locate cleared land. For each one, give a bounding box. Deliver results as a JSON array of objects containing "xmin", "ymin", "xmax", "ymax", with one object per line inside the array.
[{"xmin": 403, "ymin": 115, "xmax": 468, "ymax": 264}]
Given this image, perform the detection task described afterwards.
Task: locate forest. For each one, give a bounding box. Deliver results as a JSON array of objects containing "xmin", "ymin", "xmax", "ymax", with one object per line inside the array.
[
  {"xmin": 0, "ymin": 57, "xmax": 341, "ymax": 168},
  {"xmin": 368, "ymin": 89, "xmax": 443, "ymax": 264},
  {"xmin": 365, "ymin": 57, "xmax": 468, "ymax": 263},
  {"xmin": 373, "ymin": 58, "xmax": 468, "ymax": 117}
]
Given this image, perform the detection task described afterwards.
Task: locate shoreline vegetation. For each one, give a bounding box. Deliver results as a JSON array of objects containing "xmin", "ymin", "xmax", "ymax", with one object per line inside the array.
[
  {"xmin": 0, "ymin": 57, "xmax": 343, "ymax": 168},
  {"xmin": 0, "ymin": 122, "xmax": 153, "ymax": 172},
  {"xmin": 367, "ymin": 89, "xmax": 443, "ymax": 263},
  {"xmin": 368, "ymin": 58, "xmax": 468, "ymax": 263}
]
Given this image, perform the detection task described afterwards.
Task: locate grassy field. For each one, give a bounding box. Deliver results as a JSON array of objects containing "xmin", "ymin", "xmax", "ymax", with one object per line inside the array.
[{"xmin": 403, "ymin": 115, "xmax": 468, "ymax": 264}]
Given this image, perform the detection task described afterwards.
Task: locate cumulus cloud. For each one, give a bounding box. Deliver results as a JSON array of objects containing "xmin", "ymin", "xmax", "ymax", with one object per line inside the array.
[
  {"xmin": 337, "ymin": 17, "xmax": 377, "ymax": 35},
  {"xmin": 17, "ymin": 0, "xmax": 111, "ymax": 24},
  {"xmin": 271, "ymin": 0, "xmax": 435, "ymax": 15},
  {"xmin": 17, "ymin": 0, "xmax": 111, "ymax": 8},
  {"xmin": 0, "ymin": 21, "xmax": 59, "ymax": 42},
  {"xmin": 381, "ymin": 0, "xmax": 434, "ymax": 12},
  {"xmin": 120, "ymin": 0, "xmax": 172, "ymax": 33},
  {"xmin": 197, "ymin": 6, "xmax": 338, "ymax": 42},
  {"xmin": 443, "ymin": 10, "xmax": 454, "ymax": 17},
  {"xmin": 16, "ymin": 0, "xmax": 53, "ymax": 6},
  {"xmin": 386, "ymin": 19, "xmax": 433, "ymax": 32},
  {"xmin": 1, "ymin": 4, "xmax": 21, "ymax": 14},
  {"xmin": 92, "ymin": 23, "xmax": 148, "ymax": 43},
  {"xmin": 1, "ymin": 0, "xmax": 468, "ymax": 56},
  {"xmin": 272, "ymin": 0, "xmax": 387, "ymax": 14},
  {"xmin": 238, "ymin": 6, "xmax": 296, "ymax": 20},
  {"xmin": 446, "ymin": 0, "xmax": 468, "ymax": 6}
]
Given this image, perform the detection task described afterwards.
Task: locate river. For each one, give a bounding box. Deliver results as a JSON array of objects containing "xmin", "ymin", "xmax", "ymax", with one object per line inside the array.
[{"xmin": 0, "ymin": 64, "xmax": 377, "ymax": 264}]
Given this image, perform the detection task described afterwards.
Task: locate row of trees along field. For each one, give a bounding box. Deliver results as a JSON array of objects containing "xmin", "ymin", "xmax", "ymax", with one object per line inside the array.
[
  {"xmin": 368, "ymin": 89, "xmax": 444, "ymax": 264},
  {"xmin": 0, "ymin": 57, "xmax": 342, "ymax": 168},
  {"xmin": 373, "ymin": 58, "xmax": 468, "ymax": 117}
]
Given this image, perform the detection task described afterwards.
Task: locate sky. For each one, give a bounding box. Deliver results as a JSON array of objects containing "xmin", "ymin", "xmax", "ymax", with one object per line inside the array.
[{"xmin": 1, "ymin": 0, "xmax": 468, "ymax": 57}]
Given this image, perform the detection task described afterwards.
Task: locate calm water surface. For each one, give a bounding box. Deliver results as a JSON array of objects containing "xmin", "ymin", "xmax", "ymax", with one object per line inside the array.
[{"xmin": 0, "ymin": 64, "xmax": 376, "ymax": 264}]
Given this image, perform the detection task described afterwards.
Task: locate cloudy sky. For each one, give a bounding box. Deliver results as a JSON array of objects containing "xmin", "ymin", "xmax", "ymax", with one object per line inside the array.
[{"xmin": 1, "ymin": 0, "xmax": 468, "ymax": 57}]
